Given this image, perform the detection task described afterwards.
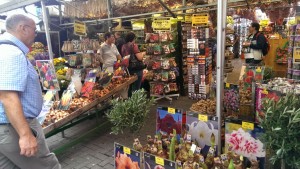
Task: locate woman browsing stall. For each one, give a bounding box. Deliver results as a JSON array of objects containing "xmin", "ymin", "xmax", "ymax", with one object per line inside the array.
[{"xmin": 122, "ymin": 32, "xmax": 146, "ymax": 97}]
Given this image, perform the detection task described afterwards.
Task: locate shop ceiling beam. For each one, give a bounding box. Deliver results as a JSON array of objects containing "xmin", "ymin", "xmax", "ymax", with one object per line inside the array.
[
  {"xmin": 216, "ymin": 0, "xmax": 227, "ymax": 156},
  {"xmin": 0, "ymin": 0, "xmax": 41, "ymax": 14},
  {"xmin": 157, "ymin": 0, "xmax": 177, "ymax": 18}
]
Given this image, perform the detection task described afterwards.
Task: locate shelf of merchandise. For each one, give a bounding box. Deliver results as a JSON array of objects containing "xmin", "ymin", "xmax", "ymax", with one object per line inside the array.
[{"xmin": 43, "ymin": 76, "xmax": 137, "ymax": 135}]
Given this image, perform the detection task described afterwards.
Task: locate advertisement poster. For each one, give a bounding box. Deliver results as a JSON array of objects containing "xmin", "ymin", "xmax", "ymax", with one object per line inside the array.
[
  {"xmin": 114, "ymin": 143, "xmax": 141, "ymax": 169},
  {"xmin": 36, "ymin": 60, "xmax": 60, "ymax": 90},
  {"xmin": 156, "ymin": 107, "xmax": 183, "ymax": 140},
  {"xmin": 225, "ymin": 119, "xmax": 265, "ymax": 169},
  {"xmin": 185, "ymin": 112, "xmax": 219, "ymax": 157},
  {"xmin": 144, "ymin": 153, "xmax": 176, "ymax": 169}
]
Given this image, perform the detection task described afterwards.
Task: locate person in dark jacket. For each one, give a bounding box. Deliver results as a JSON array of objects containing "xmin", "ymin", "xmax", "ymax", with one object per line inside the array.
[
  {"xmin": 244, "ymin": 22, "xmax": 265, "ymax": 65},
  {"xmin": 114, "ymin": 32, "xmax": 125, "ymax": 57}
]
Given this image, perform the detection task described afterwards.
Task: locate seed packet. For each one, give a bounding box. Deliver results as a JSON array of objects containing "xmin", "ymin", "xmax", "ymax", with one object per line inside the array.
[
  {"xmin": 154, "ymin": 45, "xmax": 162, "ymax": 55},
  {"xmin": 169, "ymin": 43, "xmax": 176, "ymax": 52},
  {"xmin": 153, "ymin": 72, "xmax": 162, "ymax": 81},
  {"xmin": 82, "ymin": 53, "xmax": 92, "ymax": 67},
  {"xmin": 169, "ymin": 71, "xmax": 176, "ymax": 80},
  {"xmin": 167, "ymin": 32, "xmax": 174, "ymax": 41},
  {"xmin": 161, "ymin": 71, "xmax": 169, "ymax": 82},
  {"xmin": 152, "ymin": 61, "xmax": 161, "ymax": 70},
  {"xmin": 150, "ymin": 33, "xmax": 159, "ymax": 43},
  {"xmin": 159, "ymin": 32, "xmax": 168, "ymax": 42},
  {"xmin": 162, "ymin": 59, "xmax": 170, "ymax": 69},
  {"xmin": 163, "ymin": 45, "xmax": 170, "ymax": 54}
]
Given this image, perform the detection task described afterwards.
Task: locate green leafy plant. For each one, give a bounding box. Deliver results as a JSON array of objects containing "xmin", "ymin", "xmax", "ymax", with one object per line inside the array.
[
  {"xmin": 260, "ymin": 94, "xmax": 300, "ymax": 168},
  {"xmin": 106, "ymin": 89, "xmax": 155, "ymax": 135}
]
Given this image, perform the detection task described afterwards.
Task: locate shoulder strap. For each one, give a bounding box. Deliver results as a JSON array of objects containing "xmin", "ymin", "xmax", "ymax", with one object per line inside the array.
[{"xmin": 0, "ymin": 40, "xmax": 26, "ymax": 55}]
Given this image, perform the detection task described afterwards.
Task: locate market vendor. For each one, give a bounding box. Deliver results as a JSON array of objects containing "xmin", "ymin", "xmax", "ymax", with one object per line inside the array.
[
  {"xmin": 97, "ymin": 32, "xmax": 122, "ymax": 73},
  {"xmin": 0, "ymin": 14, "xmax": 61, "ymax": 169}
]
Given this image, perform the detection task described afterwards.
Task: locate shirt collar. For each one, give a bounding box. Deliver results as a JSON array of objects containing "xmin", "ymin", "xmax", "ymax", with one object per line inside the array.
[{"xmin": 1, "ymin": 32, "xmax": 29, "ymax": 54}]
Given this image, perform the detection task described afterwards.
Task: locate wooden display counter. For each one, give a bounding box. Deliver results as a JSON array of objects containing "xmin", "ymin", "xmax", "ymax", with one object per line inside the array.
[
  {"xmin": 43, "ymin": 76, "xmax": 137, "ymax": 135},
  {"xmin": 264, "ymin": 39, "xmax": 288, "ymax": 77}
]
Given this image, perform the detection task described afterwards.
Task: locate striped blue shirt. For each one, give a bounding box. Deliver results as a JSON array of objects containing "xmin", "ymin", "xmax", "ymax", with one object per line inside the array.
[{"xmin": 0, "ymin": 33, "xmax": 43, "ymax": 123}]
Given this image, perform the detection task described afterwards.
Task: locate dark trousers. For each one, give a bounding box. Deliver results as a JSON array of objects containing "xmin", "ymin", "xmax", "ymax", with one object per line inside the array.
[{"xmin": 128, "ymin": 70, "xmax": 143, "ymax": 97}]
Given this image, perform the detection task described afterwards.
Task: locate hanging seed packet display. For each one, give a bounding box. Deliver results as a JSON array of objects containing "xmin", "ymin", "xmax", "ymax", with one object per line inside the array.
[
  {"xmin": 114, "ymin": 143, "xmax": 141, "ymax": 169},
  {"xmin": 36, "ymin": 60, "xmax": 60, "ymax": 90},
  {"xmin": 159, "ymin": 32, "xmax": 169, "ymax": 42},
  {"xmin": 163, "ymin": 45, "xmax": 170, "ymax": 54},
  {"xmin": 169, "ymin": 43, "xmax": 176, "ymax": 53}
]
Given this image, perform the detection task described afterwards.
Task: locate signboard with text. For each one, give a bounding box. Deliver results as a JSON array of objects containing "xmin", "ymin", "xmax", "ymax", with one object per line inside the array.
[
  {"xmin": 152, "ymin": 17, "xmax": 171, "ymax": 31},
  {"xmin": 192, "ymin": 13, "xmax": 209, "ymax": 26},
  {"xmin": 74, "ymin": 20, "xmax": 86, "ymax": 36}
]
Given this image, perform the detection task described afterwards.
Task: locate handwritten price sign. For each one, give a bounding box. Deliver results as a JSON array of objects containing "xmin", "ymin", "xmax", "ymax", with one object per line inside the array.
[{"xmin": 152, "ymin": 18, "xmax": 171, "ymax": 31}]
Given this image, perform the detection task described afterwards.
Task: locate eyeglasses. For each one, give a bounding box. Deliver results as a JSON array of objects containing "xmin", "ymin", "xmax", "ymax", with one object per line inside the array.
[{"xmin": 24, "ymin": 25, "xmax": 38, "ymax": 34}]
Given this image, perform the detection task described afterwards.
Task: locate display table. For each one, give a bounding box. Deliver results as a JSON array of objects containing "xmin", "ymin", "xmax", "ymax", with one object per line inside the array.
[
  {"xmin": 264, "ymin": 38, "xmax": 288, "ymax": 77},
  {"xmin": 43, "ymin": 76, "xmax": 137, "ymax": 135}
]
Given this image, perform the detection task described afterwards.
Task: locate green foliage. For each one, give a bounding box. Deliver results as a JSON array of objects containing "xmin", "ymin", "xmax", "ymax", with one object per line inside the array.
[
  {"xmin": 263, "ymin": 67, "xmax": 274, "ymax": 82},
  {"xmin": 260, "ymin": 94, "xmax": 300, "ymax": 168},
  {"xmin": 106, "ymin": 89, "xmax": 155, "ymax": 135}
]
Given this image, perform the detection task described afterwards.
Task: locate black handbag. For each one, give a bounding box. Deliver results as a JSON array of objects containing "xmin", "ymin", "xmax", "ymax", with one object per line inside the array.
[{"xmin": 128, "ymin": 44, "xmax": 146, "ymax": 71}]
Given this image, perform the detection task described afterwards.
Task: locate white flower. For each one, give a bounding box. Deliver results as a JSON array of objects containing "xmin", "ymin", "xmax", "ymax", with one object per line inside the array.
[{"xmin": 187, "ymin": 121, "xmax": 218, "ymax": 148}]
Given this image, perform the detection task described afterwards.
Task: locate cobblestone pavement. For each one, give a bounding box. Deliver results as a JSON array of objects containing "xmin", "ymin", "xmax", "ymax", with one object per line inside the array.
[{"xmin": 46, "ymin": 96, "xmax": 195, "ymax": 169}]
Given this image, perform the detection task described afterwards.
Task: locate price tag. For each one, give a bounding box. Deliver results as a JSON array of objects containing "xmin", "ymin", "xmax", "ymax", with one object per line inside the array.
[
  {"xmin": 242, "ymin": 121, "xmax": 254, "ymax": 130},
  {"xmin": 198, "ymin": 114, "xmax": 208, "ymax": 122},
  {"xmin": 155, "ymin": 156, "xmax": 164, "ymax": 166},
  {"xmin": 192, "ymin": 13, "xmax": 209, "ymax": 26},
  {"xmin": 256, "ymin": 67, "xmax": 262, "ymax": 73},
  {"xmin": 168, "ymin": 107, "xmax": 176, "ymax": 114},
  {"xmin": 152, "ymin": 17, "xmax": 171, "ymax": 31},
  {"xmin": 226, "ymin": 83, "xmax": 230, "ymax": 88},
  {"xmin": 293, "ymin": 48, "xmax": 300, "ymax": 63},
  {"xmin": 123, "ymin": 146, "xmax": 131, "ymax": 155},
  {"xmin": 262, "ymin": 88, "xmax": 268, "ymax": 95},
  {"xmin": 185, "ymin": 15, "xmax": 192, "ymax": 23},
  {"xmin": 74, "ymin": 20, "xmax": 86, "ymax": 36},
  {"xmin": 190, "ymin": 144, "xmax": 197, "ymax": 153}
]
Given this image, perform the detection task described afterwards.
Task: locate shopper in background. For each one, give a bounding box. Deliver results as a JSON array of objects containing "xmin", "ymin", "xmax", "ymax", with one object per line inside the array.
[
  {"xmin": 243, "ymin": 22, "xmax": 264, "ymax": 65},
  {"xmin": 114, "ymin": 32, "xmax": 125, "ymax": 57},
  {"xmin": 0, "ymin": 14, "xmax": 61, "ymax": 169},
  {"xmin": 97, "ymin": 32, "xmax": 122, "ymax": 73},
  {"xmin": 122, "ymin": 32, "xmax": 145, "ymax": 97}
]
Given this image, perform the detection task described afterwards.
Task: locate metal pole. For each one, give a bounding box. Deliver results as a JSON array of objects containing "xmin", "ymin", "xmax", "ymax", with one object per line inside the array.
[
  {"xmin": 216, "ymin": 0, "xmax": 227, "ymax": 155},
  {"xmin": 106, "ymin": 0, "xmax": 112, "ymax": 32},
  {"xmin": 41, "ymin": 0, "xmax": 54, "ymax": 60}
]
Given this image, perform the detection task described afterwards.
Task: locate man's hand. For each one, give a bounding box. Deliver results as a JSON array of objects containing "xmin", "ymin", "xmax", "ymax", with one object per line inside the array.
[
  {"xmin": 243, "ymin": 42, "xmax": 251, "ymax": 47},
  {"xmin": 19, "ymin": 132, "xmax": 38, "ymax": 157}
]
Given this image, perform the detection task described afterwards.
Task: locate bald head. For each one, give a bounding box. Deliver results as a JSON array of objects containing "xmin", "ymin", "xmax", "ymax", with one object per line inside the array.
[{"xmin": 6, "ymin": 14, "xmax": 34, "ymax": 32}]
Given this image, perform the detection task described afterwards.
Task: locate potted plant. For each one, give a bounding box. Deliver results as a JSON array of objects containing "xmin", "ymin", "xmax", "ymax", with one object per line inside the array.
[
  {"xmin": 106, "ymin": 89, "xmax": 155, "ymax": 135},
  {"xmin": 260, "ymin": 94, "xmax": 300, "ymax": 169}
]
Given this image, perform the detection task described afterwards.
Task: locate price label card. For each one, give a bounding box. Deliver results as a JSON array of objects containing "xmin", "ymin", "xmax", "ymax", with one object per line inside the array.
[
  {"xmin": 226, "ymin": 83, "xmax": 230, "ymax": 88},
  {"xmin": 185, "ymin": 15, "xmax": 192, "ymax": 23},
  {"xmin": 293, "ymin": 48, "xmax": 300, "ymax": 63},
  {"xmin": 256, "ymin": 67, "xmax": 262, "ymax": 73},
  {"xmin": 198, "ymin": 114, "xmax": 208, "ymax": 122},
  {"xmin": 123, "ymin": 146, "xmax": 131, "ymax": 155},
  {"xmin": 152, "ymin": 17, "xmax": 171, "ymax": 31},
  {"xmin": 192, "ymin": 13, "xmax": 209, "ymax": 26},
  {"xmin": 168, "ymin": 107, "xmax": 176, "ymax": 114},
  {"xmin": 74, "ymin": 20, "xmax": 86, "ymax": 36},
  {"xmin": 242, "ymin": 121, "xmax": 254, "ymax": 130},
  {"xmin": 262, "ymin": 88, "xmax": 268, "ymax": 95},
  {"xmin": 190, "ymin": 144, "xmax": 197, "ymax": 153},
  {"xmin": 155, "ymin": 156, "xmax": 164, "ymax": 166}
]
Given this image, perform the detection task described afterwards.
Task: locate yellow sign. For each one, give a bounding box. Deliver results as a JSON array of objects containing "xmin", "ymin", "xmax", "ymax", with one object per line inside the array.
[
  {"xmin": 192, "ymin": 13, "xmax": 209, "ymax": 26},
  {"xmin": 260, "ymin": 19, "xmax": 269, "ymax": 27},
  {"xmin": 226, "ymin": 83, "xmax": 230, "ymax": 88},
  {"xmin": 123, "ymin": 146, "xmax": 131, "ymax": 155},
  {"xmin": 256, "ymin": 67, "xmax": 262, "ymax": 73},
  {"xmin": 74, "ymin": 20, "xmax": 86, "ymax": 36},
  {"xmin": 262, "ymin": 88, "xmax": 268, "ymax": 95},
  {"xmin": 294, "ymin": 48, "xmax": 300, "ymax": 63},
  {"xmin": 168, "ymin": 107, "xmax": 176, "ymax": 114},
  {"xmin": 242, "ymin": 122, "xmax": 254, "ymax": 130},
  {"xmin": 155, "ymin": 156, "xmax": 164, "ymax": 166},
  {"xmin": 198, "ymin": 114, "xmax": 208, "ymax": 122},
  {"xmin": 185, "ymin": 15, "xmax": 192, "ymax": 23},
  {"xmin": 152, "ymin": 18, "xmax": 171, "ymax": 31}
]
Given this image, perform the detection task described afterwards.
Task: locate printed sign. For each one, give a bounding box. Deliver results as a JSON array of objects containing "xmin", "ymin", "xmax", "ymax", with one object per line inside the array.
[
  {"xmin": 293, "ymin": 47, "xmax": 300, "ymax": 63},
  {"xmin": 152, "ymin": 17, "xmax": 171, "ymax": 31},
  {"xmin": 74, "ymin": 20, "xmax": 86, "ymax": 36},
  {"xmin": 192, "ymin": 13, "xmax": 209, "ymax": 26},
  {"xmin": 36, "ymin": 60, "xmax": 60, "ymax": 90}
]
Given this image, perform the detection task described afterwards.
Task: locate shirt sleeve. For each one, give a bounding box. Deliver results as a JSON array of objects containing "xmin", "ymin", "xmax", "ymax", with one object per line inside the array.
[
  {"xmin": 113, "ymin": 44, "xmax": 120, "ymax": 56},
  {"xmin": 133, "ymin": 44, "xmax": 140, "ymax": 54},
  {"xmin": 0, "ymin": 47, "xmax": 28, "ymax": 92}
]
